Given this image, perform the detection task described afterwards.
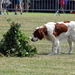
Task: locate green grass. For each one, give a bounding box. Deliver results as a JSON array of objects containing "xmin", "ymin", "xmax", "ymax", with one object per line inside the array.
[{"xmin": 0, "ymin": 12, "xmax": 75, "ymax": 75}]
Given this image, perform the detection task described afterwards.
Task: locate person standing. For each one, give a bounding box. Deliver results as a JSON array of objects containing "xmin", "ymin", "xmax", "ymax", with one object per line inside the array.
[
  {"xmin": 23, "ymin": 0, "xmax": 30, "ymax": 12},
  {"xmin": 0, "ymin": 0, "xmax": 3, "ymax": 15},
  {"xmin": 58, "ymin": 0, "xmax": 68, "ymax": 13},
  {"xmin": 12, "ymin": 0, "xmax": 22, "ymax": 15}
]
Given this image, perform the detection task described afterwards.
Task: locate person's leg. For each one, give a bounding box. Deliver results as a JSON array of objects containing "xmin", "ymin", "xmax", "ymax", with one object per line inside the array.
[
  {"xmin": 25, "ymin": 3, "xmax": 30, "ymax": 12},
  {"xmin": 61, "ymin": 3, "xmax": 65, "ymax": 13},
  {"xmin": 14, "ymin": 4, "xmax": 18, "ymax": 15},
  {"xmin": 18, "ymin": 4, "xmax": 22, "ymax": 14},
  {"xmin": 0, "ymin": 5, "xmax": 2, "ymax": 14}
]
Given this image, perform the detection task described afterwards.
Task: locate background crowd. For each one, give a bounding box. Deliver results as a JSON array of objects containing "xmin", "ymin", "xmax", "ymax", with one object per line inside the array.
[
  {"xmin": 0, "ymin": 0, "xmax": 31, "ymax": 15},
  {"xmin": 0, "ymin": 0, "xmax": 75, "ymax": 15}
]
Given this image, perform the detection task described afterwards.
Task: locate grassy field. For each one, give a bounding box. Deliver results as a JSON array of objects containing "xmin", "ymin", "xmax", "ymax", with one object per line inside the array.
[{"xmin": 0, "ymin": 12, "xmax": 75, "ymax": 75}]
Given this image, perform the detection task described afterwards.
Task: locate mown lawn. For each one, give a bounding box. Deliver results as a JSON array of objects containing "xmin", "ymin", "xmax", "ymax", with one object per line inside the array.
[{"xmin": 0, "ymin": 12, "xmax": 75, "ymax": 75}]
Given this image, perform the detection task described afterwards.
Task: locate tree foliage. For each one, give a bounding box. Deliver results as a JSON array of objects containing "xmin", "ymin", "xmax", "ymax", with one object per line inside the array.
[{"xmin": 0, "ymin": 22, "xmax": 37, "ymax": 57}]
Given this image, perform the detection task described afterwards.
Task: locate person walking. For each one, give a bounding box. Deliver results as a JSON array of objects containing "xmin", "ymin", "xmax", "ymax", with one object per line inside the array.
[
  {"xmin": 58, "ymin": 0, "xmax": 68, "ymax": 13},
  {"xmin": 12, "ymin": 0, "xmax": 23, "ymax": 15},
  {"xmin": 23, "ymin": 0, "xmax": 30, "ymax": 12}
]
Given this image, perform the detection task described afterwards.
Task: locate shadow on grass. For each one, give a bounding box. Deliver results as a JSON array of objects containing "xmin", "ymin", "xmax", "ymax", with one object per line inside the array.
[
  {"xmin": 37, "ymin": 53, "xmax": 48, "ymax": 55},
  {"xmin": 37, "ymin": 53, "xmax": 75, "ymax": 55}
]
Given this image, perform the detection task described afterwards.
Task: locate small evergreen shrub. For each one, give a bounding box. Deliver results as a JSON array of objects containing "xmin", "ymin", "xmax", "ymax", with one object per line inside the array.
[{"xmin": 0, "ymin": 21, "xmax": 37, "ymax": 57}]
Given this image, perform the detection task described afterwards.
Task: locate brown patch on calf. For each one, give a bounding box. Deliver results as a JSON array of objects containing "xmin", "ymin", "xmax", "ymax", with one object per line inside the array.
[
  {"xmin": 33, "ymin": 25, "xmax": 47, "ymax": 40},
  {"xmin": 64, "ymin": 21, "xmax": 70, "ymax": 23},
  {"xmin": 53, "ymin": 23, "xmax": 68, "ymax": 37}
]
